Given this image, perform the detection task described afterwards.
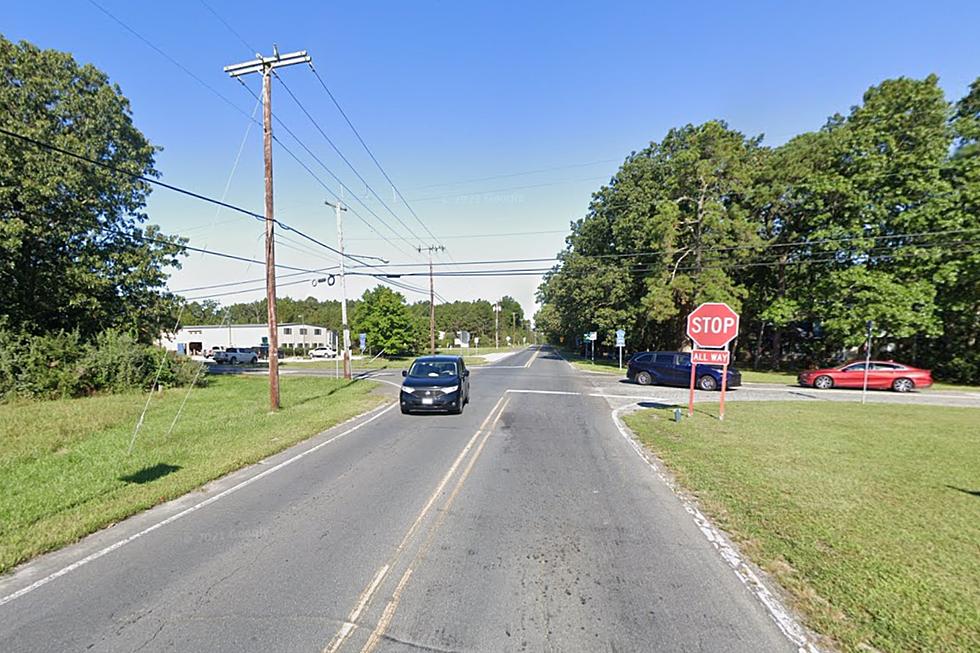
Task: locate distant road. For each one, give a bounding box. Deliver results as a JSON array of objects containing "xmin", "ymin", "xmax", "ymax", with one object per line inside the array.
[{"xmin": 0, "ymin": 346, "xmax": 803, "ymax": 652}]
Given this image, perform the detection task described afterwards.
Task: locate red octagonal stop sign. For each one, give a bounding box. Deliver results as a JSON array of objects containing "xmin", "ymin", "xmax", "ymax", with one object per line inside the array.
[{"xmin": 687, "ymin": 302, "xmax": 740, "ymax": 349}]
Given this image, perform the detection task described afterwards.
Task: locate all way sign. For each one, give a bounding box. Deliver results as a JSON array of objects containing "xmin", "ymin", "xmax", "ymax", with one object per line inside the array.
[{"xmin": 691, "ymin": 349, "xmax": 731, "ymax": 365}]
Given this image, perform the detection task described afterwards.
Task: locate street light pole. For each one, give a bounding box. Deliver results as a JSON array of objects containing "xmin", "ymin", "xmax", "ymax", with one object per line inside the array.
[
  {"xmin": 326, "ymin": 201, "xmax": 352, "ymax": 380},
  {"xmin": 493, "ymin": 303, "xmax": 501, "ymax": 349}
]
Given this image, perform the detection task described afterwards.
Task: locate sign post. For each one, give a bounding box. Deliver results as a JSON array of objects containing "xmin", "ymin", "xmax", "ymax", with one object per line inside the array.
[
  {"xmin": 615, "ymin": 329, "xmax": 626, "ymax": 369},
  {"xmin": 686, "ymin": 303, "xmax": 740, "ymax": 420},
  {"xmin": 861, "ymin": 320, "xmax": 873, "ymax": 405}
]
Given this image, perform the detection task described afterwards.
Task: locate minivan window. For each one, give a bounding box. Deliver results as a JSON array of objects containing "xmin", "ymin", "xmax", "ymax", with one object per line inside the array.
[
  {"xmin": 655, "ymin": 353, "xmax": 676, "ymax": 365},
  {"xmin": 409, "ymin": 361, "xmax": 458, "ymax": 377},
  {"xmin": 633, "ymin": 353, "xmax": 652, "ymax": 363}
]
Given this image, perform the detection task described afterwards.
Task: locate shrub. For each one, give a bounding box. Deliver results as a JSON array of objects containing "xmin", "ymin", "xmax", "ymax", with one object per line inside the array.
[{"xmin": 0, "ymin": 324, "xmax": 206, "ymax": 401}]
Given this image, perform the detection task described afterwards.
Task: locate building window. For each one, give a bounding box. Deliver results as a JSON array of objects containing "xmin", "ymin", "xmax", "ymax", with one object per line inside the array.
[
  {"xmin": 314, "ymin": 328, "xmax": 322, "ymax": 335},
  {"xmin": 284, "ymin": 328, "xmax": 292, "ymax": 335},
  {"xmin": 299, "ymin": 328, "xmax": 308, "ymax": 335}
]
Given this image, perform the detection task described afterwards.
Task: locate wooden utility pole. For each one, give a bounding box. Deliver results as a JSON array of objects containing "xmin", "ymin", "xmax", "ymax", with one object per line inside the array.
[
  {"xmin": 418, "ymin": 245, "xmax": 445, "ymax": 354},
  {"xmin": 225, "ymin": 46, "xmax": 311, "ymax": 411},
  {"xmin": 327, "ymin": 201, "xmax": 352, "ymax": 380}
]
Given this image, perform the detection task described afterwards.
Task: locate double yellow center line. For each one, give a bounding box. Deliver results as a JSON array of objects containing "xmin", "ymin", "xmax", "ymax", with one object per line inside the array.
[{"xmin": 324, "ymin": 394, "xmax": 511, "ymax": 653}]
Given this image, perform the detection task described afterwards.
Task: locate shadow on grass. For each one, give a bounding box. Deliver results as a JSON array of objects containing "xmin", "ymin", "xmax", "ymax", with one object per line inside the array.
[
  {"xmin": 285, "ymin": 381, "xmax": 357, "ymax": 409},
  {"xmin": 120, "ymin": 463, "xmax": 182, "ymax": 484},
  {"xmin": 946, "ymin": 485, "xmax": 980, "ymax": 497}
]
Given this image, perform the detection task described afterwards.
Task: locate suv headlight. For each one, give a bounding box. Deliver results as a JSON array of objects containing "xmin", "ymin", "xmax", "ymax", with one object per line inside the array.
[
  {"xmin": 436, "ymin": 385, "xmax": 459, "ymax": 393},
  {"xmin": 401, "ymin": 385, "xmax": 416, "ymax": 393}
]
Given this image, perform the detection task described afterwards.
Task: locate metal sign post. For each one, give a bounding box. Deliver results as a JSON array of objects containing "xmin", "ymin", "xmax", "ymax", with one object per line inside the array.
[
  {"xmin": 616, "ymin": 329, "xmax": 626, "ymax": 369},
  {"xmin": 718, "ymin": 344, "xmax": 730, "ymax": 421},
  {"xmin": 862, "ymin": 320, "xmax": 873, "ymax": 405}
]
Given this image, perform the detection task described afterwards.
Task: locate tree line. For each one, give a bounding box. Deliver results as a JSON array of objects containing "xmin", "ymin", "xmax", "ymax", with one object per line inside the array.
[{"xmin": 536, "ymin": 75, "xmax": 980, "ymax": 383}]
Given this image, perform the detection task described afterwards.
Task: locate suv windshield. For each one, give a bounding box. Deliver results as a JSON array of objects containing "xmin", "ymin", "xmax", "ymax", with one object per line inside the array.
[{"xmin": 409, "ymin": 360, "xmax": 458, "ymax": 378}]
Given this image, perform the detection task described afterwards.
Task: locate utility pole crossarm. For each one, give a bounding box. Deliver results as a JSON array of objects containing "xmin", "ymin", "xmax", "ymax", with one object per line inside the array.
[{"xmin": 224, "ymin": 49, "xmax": 311, "ymax": 78}]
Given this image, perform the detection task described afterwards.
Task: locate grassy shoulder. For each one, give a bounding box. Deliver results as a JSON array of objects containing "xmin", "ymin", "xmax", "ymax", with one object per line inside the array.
[
  {"xmin": 0, "ymin": 376, "xmax": 385, "ymax": 574},
  {"xmin": 561, "ymin": 351, "xmax": 625, "ymax": 375},
  {"xmin": 624, "ymin": 402, "xmax": 980, "ymax": 652}
]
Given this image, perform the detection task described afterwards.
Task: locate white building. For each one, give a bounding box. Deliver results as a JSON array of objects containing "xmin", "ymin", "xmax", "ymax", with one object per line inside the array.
[{"xmin": 160, "ymin": 323, "xmax": 336, "ymax": 356}]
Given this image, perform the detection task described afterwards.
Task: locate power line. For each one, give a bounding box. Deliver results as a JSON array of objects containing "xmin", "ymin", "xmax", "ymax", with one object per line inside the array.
[
  {"xmin": 275, "ymin": 72, "xmax": 427, "ymax": 246},
  {"xmin": 407, "ymin": 158, "xmax": 621, "ymax": 191},
  {"xmin": 344, "ymin": 227, "xmax": 980, "ymax": 269},
  {"xmin": 0, "ymin": 125, "xmax": 385, "ymax": 270},
  {"xmin": 86, "ymin": 0, "xmax": 255, "ymax": 124},
  {"xmin": 198, "ymin": 0, "xmax": 255, "ymax": 53},
  {"xmin": 351, "ymin": 240, "xmax": 980, "ymax": 278},
  {"xmin": 234, "ymin": 78, "xmax": 420, "ymax": 260},
  {"xmin": 309, "ymin": 65, "xmax": 443, "ymax": 245},
  {"xmin": 345, "ymin": 229, "xmax": 569, "ymax": 242},
  {"xmin": 83, "ymin": 2, "xmax": 398, "ymax": 272}
]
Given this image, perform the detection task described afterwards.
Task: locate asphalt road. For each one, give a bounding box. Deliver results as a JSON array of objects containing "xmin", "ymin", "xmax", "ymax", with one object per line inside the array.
[{"xmin": 1, "ymin": 346, "xmax": 806, "ymax": 652}]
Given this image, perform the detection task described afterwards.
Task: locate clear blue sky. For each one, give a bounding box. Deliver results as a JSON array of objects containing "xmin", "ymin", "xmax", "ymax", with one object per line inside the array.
[{"xmin": 8, "ymin": 1, "xmax": 980, "ymax": 317}]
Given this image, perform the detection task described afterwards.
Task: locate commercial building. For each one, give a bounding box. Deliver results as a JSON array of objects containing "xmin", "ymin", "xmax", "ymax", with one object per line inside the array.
[{"xmin": 159, "ymin": 323, "xmax": 336, "ymax": 356}]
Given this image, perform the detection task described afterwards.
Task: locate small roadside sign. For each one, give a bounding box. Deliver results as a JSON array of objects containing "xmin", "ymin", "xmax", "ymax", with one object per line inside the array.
[
  {"xmin": 691, "ymin": 349, "xmax": 730, "ymax": 365},
  {"xmin": 588, "ymin": 331, "xmax": 597, "ymax": 341},
  {"xmin": 359, "ymin": 333, "xmax": 367, "ymax": 351},
  {"xmin": 615, "ymin": 329, "xmax": 626, "ymax": 369}
]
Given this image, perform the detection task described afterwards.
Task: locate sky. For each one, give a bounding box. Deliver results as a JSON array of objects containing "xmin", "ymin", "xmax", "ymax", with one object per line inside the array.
[{"xmin": 7, "ymin": 1, "xmax": 980, "ymax": 319}]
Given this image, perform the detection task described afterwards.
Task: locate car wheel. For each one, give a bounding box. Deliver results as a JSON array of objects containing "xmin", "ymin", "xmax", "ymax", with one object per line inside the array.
[
  {"xmin": 635, "ymin": 371, "xmax": 653, "ymax": 386},
  {"xmin": 250, "ymin": 356, "xmax": 257, "ymax": 364},
  {"xmin": 230, "ymin": 356, "xmax": 239, "ymax": 365},
  {"xmin": 892, "ymin": 377, "xmax": 914, "ymax": 393},
  {"xmin": 814, "ymin": 375, "xmax": 834, "ymax": 390},
  {"xmin": 697, "ymin": 375, "xmax": 718, "ymax": 391}
]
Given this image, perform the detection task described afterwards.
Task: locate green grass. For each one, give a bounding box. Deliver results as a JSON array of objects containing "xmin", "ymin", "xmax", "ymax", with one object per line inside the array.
[
  {"xmin": 561, "ymin": 350, "xmax": 625, "ymax": 375},
  {"xmin": 624, "ymin": 402, "xmax": 980, "ymax": 652},
  {"xmin": 739, "ymin": 369, "xmax": 800, "ymax": 384},
  {"xmin": 0, "ymin": 376, "xmax": 385, "ymax": 573}
]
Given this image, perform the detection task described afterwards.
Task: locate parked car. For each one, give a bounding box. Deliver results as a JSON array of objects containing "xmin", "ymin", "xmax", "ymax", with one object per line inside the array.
[
  {"xmin": 308, "ymin": 347, "xmax": 337, "ymax": 359},
  {"xmin": 207, "ymin": 346, "xmax": 224, "ymax": 358},
  {"xmin": 798, "ymin": 360, "xmax": 932, "ymax": 392},
  {"xmin": 400, "ymin": 355, "xmax": 470, "ymax": 415},
  {"xmin": 627, "ymin": 351, "xmax": 741, "ymax": 391},
  {"xmin": 213, "ymin": 347, "xmax": 258, "ymax": 365}
]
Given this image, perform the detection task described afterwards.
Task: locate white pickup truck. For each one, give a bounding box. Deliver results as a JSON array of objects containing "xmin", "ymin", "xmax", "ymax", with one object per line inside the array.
[{"xmin": 213, "ymin": 347, "xmax": 258, "ymax": 365}]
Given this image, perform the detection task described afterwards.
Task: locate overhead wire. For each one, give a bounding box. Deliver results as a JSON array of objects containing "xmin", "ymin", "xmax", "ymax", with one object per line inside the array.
[{"xmin": 234, "ymin": 78, "xmax": 420, "ymax": 261}]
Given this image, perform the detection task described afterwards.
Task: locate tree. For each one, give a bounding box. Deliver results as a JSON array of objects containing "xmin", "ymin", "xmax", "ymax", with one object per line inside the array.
[
  {"xmin": 354, "ymin": 287, "xmax": 423, "ymax": 356},
  {"xmin": 0, "ymin": 36, "xmax": 183, "ymax": 343},
  {"xmin": 539, "ymin": 120, "xmax": 764, "ymax": 352}
]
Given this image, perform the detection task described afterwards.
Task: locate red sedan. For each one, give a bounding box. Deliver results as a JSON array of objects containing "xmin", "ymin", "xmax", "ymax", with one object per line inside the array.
[{"xmin": 798, "ymin": 360, "xmax": 933, "ymax": 392}]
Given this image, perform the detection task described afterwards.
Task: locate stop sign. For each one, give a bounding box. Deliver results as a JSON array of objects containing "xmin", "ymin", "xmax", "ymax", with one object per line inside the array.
[{"xmin": 687, "ymin": 302, "xmax": 740, "ymax": 348}]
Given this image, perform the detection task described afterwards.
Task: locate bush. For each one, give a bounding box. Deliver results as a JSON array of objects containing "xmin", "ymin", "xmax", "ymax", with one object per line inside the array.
[{"xmin": 0, "ymin": 324, "xmax": 205, "ymax": 401}]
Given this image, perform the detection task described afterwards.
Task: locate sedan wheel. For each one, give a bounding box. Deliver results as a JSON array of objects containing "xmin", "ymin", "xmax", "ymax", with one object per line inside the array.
[
  {"xmin": 697, "ymin": 375, "xmax": 718, "ymax": 391},
  {"xmin": 814, "ymin": 375, "xmax": 834, "ymax": 390},
  {"xmin": 635, "ymin": 371, "xmax": 653, "ymax": 386},
  {"xmin": 892, "ymin": 377, "xmax": 914, "ymax": 393}
]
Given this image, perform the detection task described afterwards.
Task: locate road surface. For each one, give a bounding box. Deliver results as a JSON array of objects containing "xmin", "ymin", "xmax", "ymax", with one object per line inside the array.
[{"xmin": 0, "ymin": 346, "xmax": 805, "ymax": 652}]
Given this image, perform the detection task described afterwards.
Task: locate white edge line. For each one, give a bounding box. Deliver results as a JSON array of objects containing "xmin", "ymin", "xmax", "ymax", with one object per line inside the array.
[
  {"xmin": 610, "ymin": 403, "xmax": 820, "ymax": 653},
  {"xmin": 0, "ymin": 401, "xmax": 399, "ymax": 608}
]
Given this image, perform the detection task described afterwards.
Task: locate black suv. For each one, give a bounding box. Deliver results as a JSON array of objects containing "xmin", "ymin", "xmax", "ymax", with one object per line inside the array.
[{"xmin": 400, "ymin": 355, "xmax": 470, "ymax": 414}]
